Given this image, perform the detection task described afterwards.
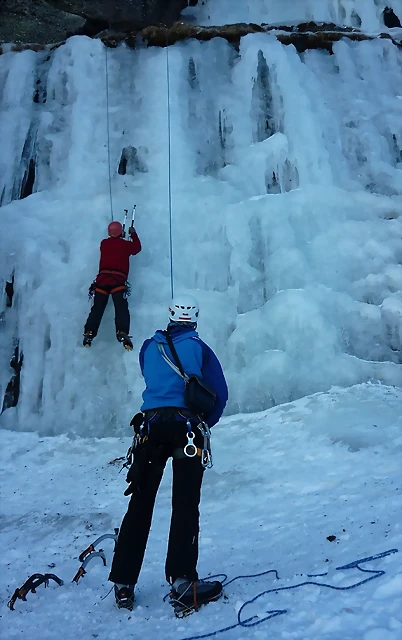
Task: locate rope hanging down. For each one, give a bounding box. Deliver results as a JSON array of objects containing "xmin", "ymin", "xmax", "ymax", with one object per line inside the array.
[
  {"xmin": 104, "ymin": 39, "xmax": 114, "ymax": 221},
  {"xmin": 166, "ymin": 31, "xmax": 174, "ymax": 299}
]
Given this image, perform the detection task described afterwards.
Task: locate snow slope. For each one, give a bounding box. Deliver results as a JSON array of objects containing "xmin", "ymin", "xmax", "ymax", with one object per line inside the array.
[{"xmin": 1, "ymin": 384, "xmax": 401, "ymax": 639}]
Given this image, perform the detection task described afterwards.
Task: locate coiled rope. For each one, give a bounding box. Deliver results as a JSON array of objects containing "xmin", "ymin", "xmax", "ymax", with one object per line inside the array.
[{"xmin": 177, "ymin": 548, "xmax": 398, "ymax": 640}]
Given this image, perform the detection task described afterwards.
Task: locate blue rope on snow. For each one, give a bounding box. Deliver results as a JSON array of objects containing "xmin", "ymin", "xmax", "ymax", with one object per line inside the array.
[{"xmin": 177, "ymin": 548, "xmax": 398, "ymax": 640}]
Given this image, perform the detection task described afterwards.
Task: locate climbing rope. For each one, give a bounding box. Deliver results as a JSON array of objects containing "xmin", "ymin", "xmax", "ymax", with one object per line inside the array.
[
  {"xmin": 176, "ymin": 548, "xmax": 398, "ymax": 640},
  {"xmin": 166, "ymin": 30, "xmax": 174, "ymax": 299},
  {"xmin": 104, "ymin": 34, "xmax": 114, "ymax": 221}
]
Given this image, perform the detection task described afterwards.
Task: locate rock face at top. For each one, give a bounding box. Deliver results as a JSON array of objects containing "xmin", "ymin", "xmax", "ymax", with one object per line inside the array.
[
  {"xmin": 0, "ymin": 1, "xmax": 400, "ymax": 47},
  {"xmin": 0, "ymin": 0, "xmax": 196, "ymax": 44},
  {"xmin": 45, "ymin": 0, "xmax": 195, "ymax": 28}
]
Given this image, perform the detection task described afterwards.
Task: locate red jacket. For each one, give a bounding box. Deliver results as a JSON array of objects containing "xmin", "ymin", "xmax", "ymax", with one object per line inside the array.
[{"xmin": 96, "ymin": 230, "xmax": 141, "ymax": 286}]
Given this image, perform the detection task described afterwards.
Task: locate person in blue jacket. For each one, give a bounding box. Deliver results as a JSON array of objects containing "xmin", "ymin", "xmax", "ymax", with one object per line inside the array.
[{"xmin": 109, "ymin": 294, "xmax": 228, "ymax": 612}]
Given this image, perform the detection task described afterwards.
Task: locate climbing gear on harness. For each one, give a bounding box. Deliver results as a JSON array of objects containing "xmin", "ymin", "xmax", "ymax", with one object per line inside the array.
[
  {"xmin": 116, "ymin": 331, "xmax": 133, "ymax": 350},
  {"xmin": 88, "ymin": 281, "xmax": 96, "ymax": 301},
  {"xmin": 182, "ymin": 419, "xmax": 212, "ymax": 468},
  {"xmin": 168, "ymin": 294, "xmax": 199, "ymax": 324},
  {"xmin": 196, "ymin": 420, "xmax": 213, "ymax": 469},
  {"xmin": 158, "ymin": 333, "xmax": 216, "ymax": 416},
  {"xmin": 169, "ymin": 577, "xmax": 223, "ymax": 617},
  {"xmin": 108, "ymin": 221, "xmax": 123, "ymax": 237},
  {"xmin": 184, "ymin": 422, "xmax": 197, "ymax": 458},
  {"xmin": 123, "ymin": 419, "xmax": 150, "ymax": 496},
  {"xmin": 8, "ymin": 573, "xmax": 64, "ymax": 610}
]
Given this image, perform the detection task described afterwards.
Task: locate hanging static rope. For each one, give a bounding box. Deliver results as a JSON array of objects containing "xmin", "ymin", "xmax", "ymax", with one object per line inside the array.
[
  {"xmin": 104, "ymin": 38, "xmax": 114, "ymax": 221},
  {"xmin": 166, "ymin": 30, "xmax": 174, "ymax": 299}
]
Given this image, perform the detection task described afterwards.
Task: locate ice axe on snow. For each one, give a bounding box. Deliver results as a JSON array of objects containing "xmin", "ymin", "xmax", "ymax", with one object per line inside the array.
[{"xmin": 122, "ymin": 204, "xmax": 136, "ymax": 239}]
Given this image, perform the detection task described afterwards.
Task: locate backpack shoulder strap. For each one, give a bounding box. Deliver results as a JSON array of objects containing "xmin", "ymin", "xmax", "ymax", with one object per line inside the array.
[{"xmin": 163, "ymin": 330, "xmax": 186, "ymax": 377}]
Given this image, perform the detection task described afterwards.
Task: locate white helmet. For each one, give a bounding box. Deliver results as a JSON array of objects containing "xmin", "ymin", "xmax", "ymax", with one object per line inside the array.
[{"xmin": 168, "ymin": 294, "xmax": 199, "ymax": 324}]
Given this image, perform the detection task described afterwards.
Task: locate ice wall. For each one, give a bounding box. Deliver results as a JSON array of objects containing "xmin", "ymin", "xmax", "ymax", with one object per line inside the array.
[
  {"xmin": 0, "ymin": 32, "xmax": 402, "ymax": 435},
  {"xmin": 183, "ymin": 0, "xmax": 402, "ymax": 31}
]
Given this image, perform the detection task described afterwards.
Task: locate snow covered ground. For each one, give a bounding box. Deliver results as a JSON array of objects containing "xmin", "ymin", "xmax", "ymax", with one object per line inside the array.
[{"xmin": 1, "ymin": 383, "xmax": 401, "ymax": 639}]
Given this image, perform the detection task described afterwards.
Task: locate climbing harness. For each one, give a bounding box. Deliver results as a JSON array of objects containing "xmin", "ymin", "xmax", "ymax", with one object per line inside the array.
[{"xmin": 127, "ymin": 410, "xmax": 213, "ymax": 469}]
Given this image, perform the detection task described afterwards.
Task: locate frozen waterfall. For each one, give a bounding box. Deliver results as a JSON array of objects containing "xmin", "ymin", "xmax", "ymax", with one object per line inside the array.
[
  {"xmin": 0, "ymin": 3, "xmax": 402, "ymax": 436},
  {"xmin": 183, "ymin": 0, "xmax": 402, "ymax": 31}
]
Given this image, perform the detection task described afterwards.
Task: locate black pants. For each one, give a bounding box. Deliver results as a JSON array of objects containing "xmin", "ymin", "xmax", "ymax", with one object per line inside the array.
[
  {"xmin": 109, "ymin": 418, "xmax": 204, "ymax": 586},
  {"xmin": 84, "ymin": 287, "xmax": 129, "ymax": 336}
]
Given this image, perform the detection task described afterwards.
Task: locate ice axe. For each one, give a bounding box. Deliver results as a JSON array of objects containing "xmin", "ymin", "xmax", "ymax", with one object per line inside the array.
[{"xmin": 122, "ymin": 205, "xmax": 136, "ymax": 239}]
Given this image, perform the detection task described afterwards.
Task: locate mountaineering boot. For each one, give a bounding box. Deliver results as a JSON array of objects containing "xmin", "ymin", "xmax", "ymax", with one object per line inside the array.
[
  {"xmin": 83, "ymin": 331, "xmax": 94, "ymax": 347},
  {"xmin": 116, "ymin": 331, "xmax": 133, "ymax": 351},
  {"xmin": 170, "ymin": 578, "xmax": 223, "ymax": 616},
  {"xmin": 114, "ymin": 584, "xmax": 135, "ymax": 610}
]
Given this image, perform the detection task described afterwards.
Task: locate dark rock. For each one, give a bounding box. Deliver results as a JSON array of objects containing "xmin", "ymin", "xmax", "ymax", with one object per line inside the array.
[
  {"xmin": 0, "ymin": 0, "xmax": 86, "ymax": 44},
  {"xmin": 45, "ymin": 0, "xmax": 192, "ymax": 29},
  {"xmin": 118, "ymin": 146, "xmax": 148, "ymax": 176},
  {"xmin": 0, "ymin": 0, "xmax": 192, "ymax": 44},
  {"xmin": 105, "ymin": 22, "xmax": 401, "ymax": 53},
  {"xmin": 383, "ymin": 7, "xmax": 402, "ymax": 28},
  {"xmin": 1, "ymin": 344, "xmax": 24, "ymax": 413},
  {"xmin": 5, "ymin": 276, "xmax": 14, "ymax": 308},
  {"xmin": 1, "ymin": 17, "xmax": 401, "ymax": 53}
]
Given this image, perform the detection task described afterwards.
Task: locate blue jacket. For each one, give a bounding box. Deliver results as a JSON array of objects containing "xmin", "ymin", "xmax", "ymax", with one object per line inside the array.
[{"xmin": 139, "ymin": 325, "xmax": 228, "ymax": 427}]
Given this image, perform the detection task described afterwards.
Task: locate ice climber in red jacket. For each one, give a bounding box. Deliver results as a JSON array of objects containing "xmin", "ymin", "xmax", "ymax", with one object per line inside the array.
[{"xmin": 83, "ymin": 221, "xmax": 141, "ymax": 350}]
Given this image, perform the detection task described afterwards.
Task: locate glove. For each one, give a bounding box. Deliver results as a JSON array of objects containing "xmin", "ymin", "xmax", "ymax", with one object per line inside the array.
[
  {"xmin": 128, "ymin": 226, "xmax": 135, "ymax": 235},
  {"xmin": 130, "ymin": 412, "xmax": 144, "ymax": 434}
]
